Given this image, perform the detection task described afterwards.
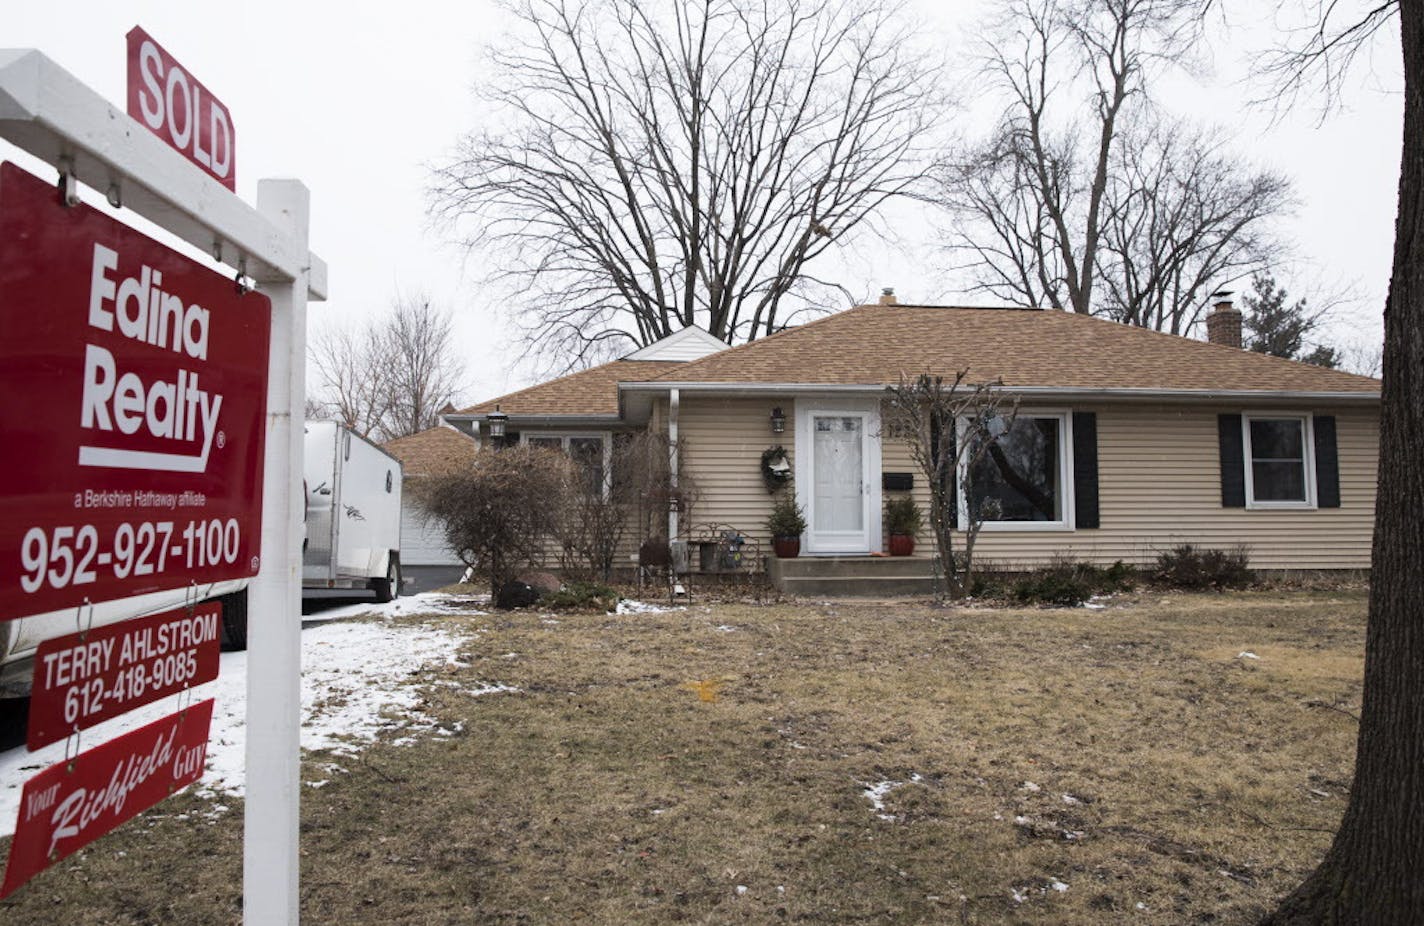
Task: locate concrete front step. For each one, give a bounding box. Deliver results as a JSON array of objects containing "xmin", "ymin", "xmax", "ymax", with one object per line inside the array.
[
  {"xmin": 766, "ymin": 554, "xmax": 941, "ymax": 596},
  {"xmin": 768, "ymin": 555, "xmax": 936, "ymax": 579},
  {"xmin": 777, "ymin": 575, "xmax": 940, "ymax": 597}
]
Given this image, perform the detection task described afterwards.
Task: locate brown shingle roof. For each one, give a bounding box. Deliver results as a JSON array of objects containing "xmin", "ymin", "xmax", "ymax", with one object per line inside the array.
[
  {"xmin": 382, "ymin": 426, "xmax": 478, "ymax": 476},
  {"xmin": 649, "ymin": 304, "xmax": 1380, "ymax": 395},
  {"xmin": 456, "ymin": 360, "xmax": 685, "ymax": 417}
]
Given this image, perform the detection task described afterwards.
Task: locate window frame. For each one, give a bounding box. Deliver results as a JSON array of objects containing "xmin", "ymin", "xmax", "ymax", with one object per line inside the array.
[
  {"xmin": 520, "ymin": 430, "xmax": 614, "ymax": 499},
  {"xmin": 1242, "ymin": 412, "xmax": 1317, "ymax": 510},
  {"xmin": 956, "ymin": 410, "xmax": 1075, "ymax": 532}
]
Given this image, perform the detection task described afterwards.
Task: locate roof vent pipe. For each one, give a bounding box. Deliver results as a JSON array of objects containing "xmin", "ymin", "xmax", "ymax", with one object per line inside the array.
[
  {"xmin": 879, "ymin": 287, "xmax": 897, "ymax": 305},
  {"xmin": 1206, "ymin": 289, "xmax": 1242, "ymax": 349}
]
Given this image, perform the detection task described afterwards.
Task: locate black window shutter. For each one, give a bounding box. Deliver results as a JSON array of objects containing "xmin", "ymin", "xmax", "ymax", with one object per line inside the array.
[
  {"xmin": 1314, "ymin": 415, "xmax": 1341, "ymax": 508},
  {"xmin": 1072, "ymin": 412, "xmax": 1100, "ymax": 529},
  {"xmin": 1218, "ymin": 414, "xmax": 1246, "ymax": 507}
]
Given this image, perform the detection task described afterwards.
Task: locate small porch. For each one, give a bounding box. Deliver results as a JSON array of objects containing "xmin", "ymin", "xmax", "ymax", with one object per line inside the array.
[{"xmin": 766, "ymin": 554, "xmax": 939, "ymax": 597}]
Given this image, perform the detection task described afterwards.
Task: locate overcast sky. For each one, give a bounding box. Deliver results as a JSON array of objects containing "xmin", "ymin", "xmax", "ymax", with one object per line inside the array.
[{"xmin": 3, "ymin": 2, "xmax": 1403, "ymax": 405}]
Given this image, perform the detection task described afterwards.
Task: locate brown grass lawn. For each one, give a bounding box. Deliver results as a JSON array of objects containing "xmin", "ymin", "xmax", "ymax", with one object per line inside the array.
[{"xmin": 0, "ymin": 588, "xmax": 1366, "ymax": 925}]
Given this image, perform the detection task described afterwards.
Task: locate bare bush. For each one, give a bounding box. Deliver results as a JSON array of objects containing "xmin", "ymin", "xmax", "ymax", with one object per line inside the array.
[{"xmin": 413, "ymin": 445, "xmax": 575, "ymax": 598}]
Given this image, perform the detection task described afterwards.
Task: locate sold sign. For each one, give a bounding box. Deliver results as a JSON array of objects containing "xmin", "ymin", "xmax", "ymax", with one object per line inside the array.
[{"xmin": 126, "ymin": 28, "xmax": 236, "ymax": 190}]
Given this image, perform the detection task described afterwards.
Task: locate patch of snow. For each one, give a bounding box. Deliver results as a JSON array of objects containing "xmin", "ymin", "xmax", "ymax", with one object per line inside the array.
[
  {"xmin": 1, "ymin": 614, "xmax": 475, "ymax": 836},
  {"xmin": 735, "ymin": 885, "xmax": 748, "ymax": 896},
  {"xmin": 714, "ymin": 625, "xmax": 738, "ymax": 633},
  {"xmin": 1237, "ymin": 651, "xmax": 1261, "ymax": 660},
  {"xmin": 863, "ymin": 779, "xmax": 907, "ymax": 820},
  {"xmin": 1010, "ymin": 888, "xmax": 1027, "ymax": 904},
  {"xmin": 1050, "ymin": 878, "xmax": 1069, "ymax": 893},
  {"xmin": 305, "ymin": 592, "xmax": 484, "ymax": 623},
  {"xmin": 615, "ymin": 599, "xmax": 685, "ymax": 615},
  {"xmin": 1062, "ymin": 793, "xmax": 1082, "ymax": 805},
  {"xmin": 1021, "ymin": 780, "xmax": 1041, "ymax": 792},
  {"xmin": 468, "ymin": 685, "xmax": 518, "ymax": 697},
  {"xmin": 1083, "ymin": 596, "xmax": 1109, "ymax": 610}
]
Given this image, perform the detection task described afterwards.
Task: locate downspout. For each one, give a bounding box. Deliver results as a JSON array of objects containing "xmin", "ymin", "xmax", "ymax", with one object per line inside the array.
[{"xmin": 668, "ymin": 388, "xmax": 680, "ymax": 542}]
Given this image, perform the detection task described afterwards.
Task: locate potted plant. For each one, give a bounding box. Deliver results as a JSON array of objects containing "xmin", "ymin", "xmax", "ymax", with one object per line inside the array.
[
  {"xmin": 884, "ymin": 495, "xmax": 922, "ymax": 556},
  {"xmin": 766, "ymin": 494, "xmax": 807, "ymax": 558}
]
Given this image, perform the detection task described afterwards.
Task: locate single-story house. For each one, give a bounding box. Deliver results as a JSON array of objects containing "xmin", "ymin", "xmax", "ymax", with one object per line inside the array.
[
  {"xmin": 443, "ymin": 295, "xmax": 1380, "ymax": 588},
  {"xmin": 382, "ymin": 423, "xmax": 479, "ymax": 592}
]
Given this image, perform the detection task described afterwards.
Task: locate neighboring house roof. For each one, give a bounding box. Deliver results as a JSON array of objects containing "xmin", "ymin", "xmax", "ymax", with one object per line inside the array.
[
  {"xmin": 382, "ymin": 425, "xmax": 479, "ymax": 476},
  {"xmin": 454, "ymin": 360, "xmax": 685, "ymax": 418},
  {"xmin": 643, "ymin": 304, "xmax": 1380, "ymax": 396},
  {"xmin": 622, "ymin": 325, "xmax": 729, "ymax": 361}
]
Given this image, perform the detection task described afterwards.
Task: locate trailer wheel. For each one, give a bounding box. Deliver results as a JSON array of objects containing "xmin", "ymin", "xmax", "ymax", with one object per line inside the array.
[
  {"xmin": 221, "ymin": 590, "xmax": 249, "ymax": 651},
  {"xmin": 373, "ymin": 557, "xmax": 400, "ymax": 603}
]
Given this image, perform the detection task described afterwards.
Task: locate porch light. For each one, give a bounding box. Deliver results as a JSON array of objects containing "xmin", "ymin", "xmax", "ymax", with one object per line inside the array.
[
  {"xmin": 770, "ymin": 406, "xmax": 786, "ymax": 433},
  {"xmin": 487, "ymin": 405, "xmax": 508, "ymax": 441}
]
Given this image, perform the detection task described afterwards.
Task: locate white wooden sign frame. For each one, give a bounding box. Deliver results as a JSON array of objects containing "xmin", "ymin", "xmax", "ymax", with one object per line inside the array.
[{"xmin": 0, "ymin": 48, "xmax": 323, "ymax": 926}]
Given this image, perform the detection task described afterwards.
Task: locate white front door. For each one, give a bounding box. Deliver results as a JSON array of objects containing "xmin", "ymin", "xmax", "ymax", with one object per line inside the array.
[{"xmin": 796, "ymin": 401, "xmax": 881, "ymax": 554}]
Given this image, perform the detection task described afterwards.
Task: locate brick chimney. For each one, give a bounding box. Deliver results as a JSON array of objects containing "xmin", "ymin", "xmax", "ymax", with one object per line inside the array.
[
  {"xmin": 879, "ymin": 287, "xmax": 897, "ymax": 305},
  {"xmin": 1205, "ymin": 290, "xmax": 1242, "ymax": 349}
]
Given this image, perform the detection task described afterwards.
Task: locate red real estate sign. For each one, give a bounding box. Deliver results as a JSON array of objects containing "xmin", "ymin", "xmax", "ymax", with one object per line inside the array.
[
  {"xmin": 0, "ymin": 699, "xmax": 214, "ymax": 899},
  {"xmin": 126, "ymin": 27, "xmax": 236, "ymax": 191},
  {"xmin": 26, "ymin": 602, "xmax": 222, "ymax": 750},
  {"xmin": 0, "ymin": 162, "xmax": 271, "ymax": 619}
]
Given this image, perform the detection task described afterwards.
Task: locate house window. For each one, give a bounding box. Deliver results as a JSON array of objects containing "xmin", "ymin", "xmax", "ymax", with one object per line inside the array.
[
  {"xmin": 1244, "ymin": 414, "xmax": 1315, "ymax": 507},
  {"xmin": 960, "ymin": 413, "xmax": 1072, "ymax": 529},
  {"xmin": 522, "ymin": 432, "xmax": 611, "ymax": 497}
]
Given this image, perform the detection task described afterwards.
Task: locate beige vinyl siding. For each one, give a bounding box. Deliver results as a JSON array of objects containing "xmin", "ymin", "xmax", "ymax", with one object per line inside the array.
[
  {"xmin": 912, "ymin": 403, "xmax": 1378, "ymax": 571},
  {"xmin": 878, "ymin": 428, "xmax": 935, "ymax": 550},
  {"xmin": 672, "ymin": 395, "xmax": 1377, "ymax": 572},
  {"xmin": 672, "ymin": 396, "xmax": 794, "ymax": 549}
]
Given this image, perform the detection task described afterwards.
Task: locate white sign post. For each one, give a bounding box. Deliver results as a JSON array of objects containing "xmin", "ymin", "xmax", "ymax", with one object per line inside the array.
[{"xmin": 0, "ymin": 49, "xmax": 324, "ymax": 925}]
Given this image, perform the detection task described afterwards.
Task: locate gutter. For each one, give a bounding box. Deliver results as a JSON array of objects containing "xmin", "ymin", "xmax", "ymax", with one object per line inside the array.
[
  {"xmin": 617, "ymin": 381, "xmax": 1381, "ymax": 404},
  {"xmin": 442, "ymin": 413, "xmax": 626, "ymax": 428}
]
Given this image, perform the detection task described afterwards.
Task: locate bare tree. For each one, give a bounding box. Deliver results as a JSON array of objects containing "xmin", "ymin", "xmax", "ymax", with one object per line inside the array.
[
  {"xmin": 309, "ymin": 323, "xmax": 394, "ymax": 439},
  {"xmin": 431, "ymin": 0, "xmax": 945, "ymax": 369},
  {"xmin": 308, "ymin": 297, "xmax": 466, "ymax": 440},
  {"xmin": 937, "ymin": 0, "xmax": 1289, "ymax": 328},
  {"xmin": 1097, "ymin": 120, "xmax": 1293, "ymax": 333},
  {"xmin": 884, "ymin": 372, "xmax": 1016, "ymax": 599},
  {"xmin": 384, "ymin": 297, "xmax": 466, "ymax": 439},
  {"xmin": 1249, "ymin": 2, "xmax": 1424, "ymax": 922}
]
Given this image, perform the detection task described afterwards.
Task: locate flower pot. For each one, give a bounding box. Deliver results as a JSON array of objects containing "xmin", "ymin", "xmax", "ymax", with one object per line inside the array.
[
  {"xmin": 773, "ymin": 536, "xmax": 801, "ymax": 558},
  {"xmin": 888, "ymin": 533, "xmax": 915, "ymax": 557}
]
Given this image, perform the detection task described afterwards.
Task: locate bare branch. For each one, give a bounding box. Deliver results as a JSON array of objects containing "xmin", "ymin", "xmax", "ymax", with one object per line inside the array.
[{"xmin": 430, "ymin": 0, "xmax": 948, "ymax": 372}]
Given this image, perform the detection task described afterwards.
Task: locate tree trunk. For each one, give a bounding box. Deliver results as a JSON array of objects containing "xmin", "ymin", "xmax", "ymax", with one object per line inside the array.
[{"xmin": 1262, "ymin": 6, "xmax": 1424, "ymax": 923}]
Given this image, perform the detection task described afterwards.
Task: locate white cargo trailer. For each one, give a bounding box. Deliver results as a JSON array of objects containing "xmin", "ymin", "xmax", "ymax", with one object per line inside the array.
[{"xmin": 303, "ymin": 421, "xmax": 404, "ymax": 600}]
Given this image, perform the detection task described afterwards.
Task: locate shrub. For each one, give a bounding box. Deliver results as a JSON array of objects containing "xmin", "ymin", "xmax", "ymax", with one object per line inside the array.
[
  {"xmin": 1153, "ymin": 544, "xmax": 1253, "ymax": 590},
  {"xmin": 766, "ymin": 494, "xmax": 807, "ymax": 538},
  {"xmin": 412, "ymin": 445, "xmax": 575, "ymax": 601},
  {"xmin": 883, "ymin": 495, "xmax": 923, "ymax": 536},
  {"xmin": 1007, "ymin": 557, "xmax": 1139, "ymax": 606},
  {"xmin": 542, "ymin": 582, "xmax": 620, "ymax": 612}
]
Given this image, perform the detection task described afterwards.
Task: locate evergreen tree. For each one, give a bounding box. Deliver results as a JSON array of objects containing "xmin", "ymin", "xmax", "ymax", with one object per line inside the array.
[{"xmin": 1241, "ymin": 272, "xmax": 1338, "ymax": 368}]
